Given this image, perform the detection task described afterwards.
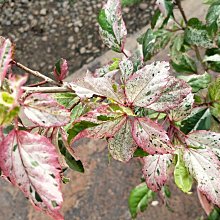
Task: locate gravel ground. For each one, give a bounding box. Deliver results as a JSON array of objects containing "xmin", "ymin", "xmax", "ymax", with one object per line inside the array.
[{"xmin": 0, "ymin": 0, "xmax": 155, "ymax": 76}]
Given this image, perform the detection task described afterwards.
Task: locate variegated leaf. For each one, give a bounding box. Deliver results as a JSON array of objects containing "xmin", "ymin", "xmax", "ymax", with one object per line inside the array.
[
  {"xmin": 0, "ymin": 126, "xmax": 3, "ymax": 143},
  {"xmin": 184, "ymin": 148, "xmax": 220, "ymax": 207},
  {"xmin": 125, "ymin": 61, "xmax": 170, "ymax": 107},
  {"xmin": 53, "ymin": 58, "xmax": 68, "ymax": 81},
  {"xmin": 186, "ymin": 131, "xmax": 220, "ymax": 157},
  {"xmin": 23, "ymin": 93, "xmax": 70, "ymax": 127},
  {"xmin": 68, "ymin": 72, "xmax": 125, "ymax": 103},
  {"xmin": 0, "ymin": 130, "xmax": 63, "ymax": 220},
  {"xmin": 70, "ymin": 104, "xmax": 126, "ymax": 144},
  {"xmin": 119, "ymin": 58, "xmax": 134, "ymax": 80},
  {"xmin": 142, "ymin": 154, "xmax": 173, "ymax": 191},
  {"xmin": 169, "ymin": 93, "xmax": 194, "ymax": 121},
  {"xmin": 132, "ymin": 117, "xmax": 173, "ymax": 155},
  {"xmin": 147, "ymin": 77, "xmax": 191, "ymax": 112},
  {"xmin": 98, "ymin": 0, "xmax": 127, "ymax": 52},
  {"xmin": 0, "ymin": 37, "xmax": 13, "ymax": 86},
  {"xmin": 108, "ymin": 117, "xmax": 137, "ymax": 162}
]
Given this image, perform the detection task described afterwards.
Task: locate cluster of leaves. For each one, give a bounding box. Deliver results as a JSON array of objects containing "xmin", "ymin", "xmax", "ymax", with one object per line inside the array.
[{"xmin": 0, "ymin": 0, "xmax": 220, "ymax": 219}]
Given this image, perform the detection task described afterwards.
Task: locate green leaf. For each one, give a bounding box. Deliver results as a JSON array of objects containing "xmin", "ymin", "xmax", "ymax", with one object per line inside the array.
[
  {"xmin": 170, "ymin": 34, "xmax": 197, "ymax": 73},
  {"xmin": 178, "ymin": 72, "xmax": 211, "ymax": 92},
  {"xmin": 133, "ymin": 148, "xmax": 149, "ymax": 157},
  {"xmin": 139, "ymin": 29, "xmax": 171, "ymax": 61},
  {"xmin": 121, "ymin": 0, "xmax": 141, "ymax": 7},
  {"xmin": 205, "ymin": 48, "xmax": 220, "ymax": 72},
  {"xmin": 98, "ymin": 9, "xmax": 114, "ymax": 35},
  {"xmin": 208, "ymin": 77, "xmax": 220, "ymax": 120},
  {"xmin": 67, "ymin": 121, "xmax": 98, "ymax": 143},
  {"xmin": 203, "ymin": 0, "xmax": 220, "ymax": 4},
  {"xmin": 174, "ymin": 151, "xmax": 193, "ymax": 193},
  {"xmin": 180, "ymin": 107, "xmax": 211, "ymax": 134},
  {"xmin": 0, "ymin": 92, "xmax": 19, "ymax": 126},
  {"xmin": 208, "ymin": 207, "xmax": 220, "ymax": 220},
  {"xmin": 151, "ymin": 9, "xmax": 161, "ymax": 29},
  {"xmin": 54, "ymin": 93, "xmax": 79, "ymax": 109},
  {"xmin": 64, "ymin": 103, "xmax": 85, "ymax": 131},
  {"xmin": 184, "ymin": 18, "xmax": 214, "ymax": 49},
  {"xmin": 128, "ymin": 182, "xmax": 155, "ymax": 218},
  {"xmin": 58, "ymin": 140, "xmax": 84, "ymax": 173}
]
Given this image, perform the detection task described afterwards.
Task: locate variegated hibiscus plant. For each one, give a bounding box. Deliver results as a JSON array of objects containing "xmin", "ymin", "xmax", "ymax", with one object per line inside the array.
[{"xmin": 1, "ymin": 0, "xmax": 220, "ymax": 219}]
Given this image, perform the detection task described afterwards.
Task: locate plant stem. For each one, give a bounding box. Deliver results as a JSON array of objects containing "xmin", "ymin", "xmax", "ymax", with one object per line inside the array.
[
  {"xmin": 12, "ymin": 60, "xmax": 60, "ymax": 86},
  {"xmin": 194, "ymin": 46, "xmax": 207, "ymax": 72},
  {"xmin": 27, "ymin": 80, "xmax": 47, "ymax": 87},
  {"xmin": 22, "ymin": 86, "xmax": 72, "ymax": 93},
  {"xmin": 175, "ymin": 0, "xmax": 187, "ymax": 25}
]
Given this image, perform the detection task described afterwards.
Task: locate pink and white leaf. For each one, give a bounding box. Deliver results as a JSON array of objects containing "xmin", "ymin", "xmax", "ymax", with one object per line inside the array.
[
  {"xmin": 23, "ymin": 93, "xmax": 70, "ymax": 127},
  {"xmin": 186, "ymin": 131, "xmax": 220, "ymax": 157},
  {"xmin": 125, "ymin": 61, "xmax": 170, "ymax": 107},
  {"xmin": 68, "ymin": 72, "xmax": 125, "ymax": 103},
  {"xmin": 142, "ymin": 154, "xmax": 173, "ymax": 191},
  {"xmin": 71, "ymin": 104, "xmax": 125, "ymax": 144},
  {"xmin": 53, "ymin": 58, "xmax": 68, "ymax": 81},
  {"xmin": 108, "ymin": 117, "xmax": 137, "ymax": 162},
  {"xmin": 183, "ymin": 148, "xmax": 220, "ymax": 207},
  {"xmin": 147, "ymin": 77, "xmax": 191, "ymax": 112},
  {"xmin": 169, "ymin": 93, "xmax": 194, "ymax": 121},
  {"xmin": 8, "ymin": 74, "xmax": 28, "ymax": 105},
  {"xmin": 0, "ymin": 130, "xmax": 63, "ymax": 220},
  {"xmin": 132, "ymin": 117, "xmax": 173, "ymax": 155},
  {"xmin": 0, "ymin": 37, "xmax": 13, "ymax": 86}
]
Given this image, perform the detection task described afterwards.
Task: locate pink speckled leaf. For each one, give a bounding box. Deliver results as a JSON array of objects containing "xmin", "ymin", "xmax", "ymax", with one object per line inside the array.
[
  {"xmin": 23, "ymin": 93, "xmax": 70, "ymax": 127},
  {"xmin": 142, "ymin": 154, "xmax": 172, "ymax": 191},
  {"xmin": 132, "ymin": 117, "xmax": 173, "ymax": 155},
  {"xmin": 0, "ymin": 37, "xmax": 13, "ymax": 86},
  {"xmin": 183, "ymin": 148, "xmax": 220, "ymax": 207},
  {"xmin": 70, "ymin": 104, "xmax": 126, "ymax": 144},
  {"xmin": 68, "ymin": 72, "xmax": 125, "ymax": 103},
  {"xmin": 53, "ymin": 58, "xmax": 68, "ymax": 81},
  {"xmin": 0, "ymin": 126, "xmax": 3, "ymax": 143},
  {"xmin": 125, "ymin": 61, "xmax": 170, "ymax": 107},
  {"xmin": 169, "ymin": 93, "xmax": 194, "ymax": 121},
  {"xmin": 147, "ymin": 77, "xmax": 191, "ymax": 112},
  {"xmin": 98, "ymin": 0, "xmax": 127, "ymax": 52},
  {"xmin": 108, "ymin": 117, "xmax": 137, "ymax": 162},
  {"xmin": 0, "ymin": 130, "xmax": 63, "ymax": 220},
  {"xmin": 186, "ymin": 131, "xmax": 220, "ymax": 157}
]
